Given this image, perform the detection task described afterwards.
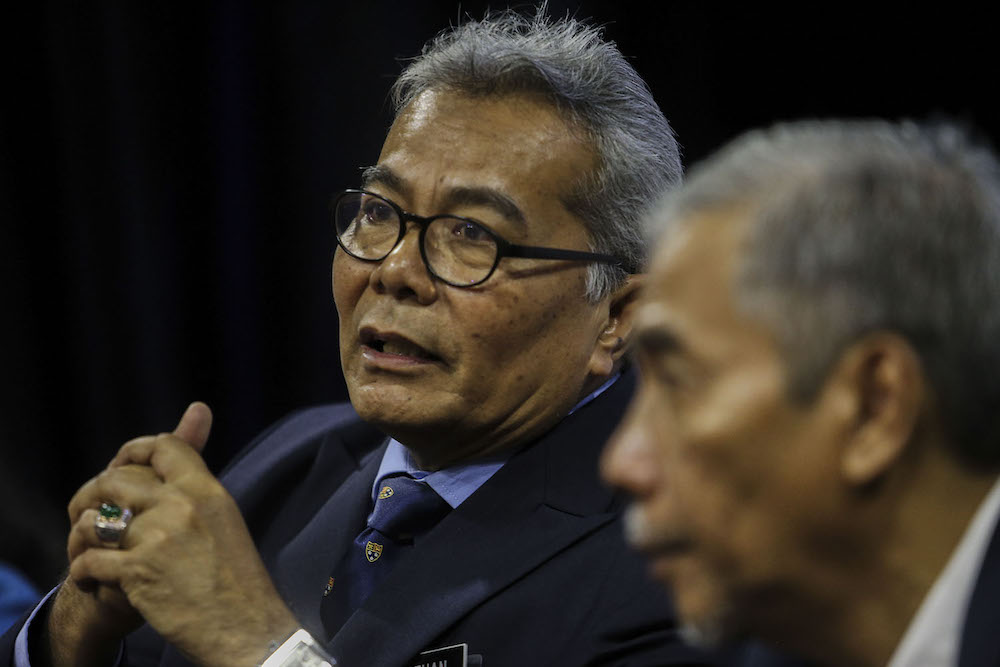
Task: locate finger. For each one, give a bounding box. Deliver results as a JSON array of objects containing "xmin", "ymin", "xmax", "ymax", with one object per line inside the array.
[
  {"xmin": 107, "ymin": 403, "xmax": 212, "ymax": 470},
  {"xmin": 88, "ymin": 582, "xmax": 142, "ymax": 625},
  {"xmin": 68, "ymin": 508, "xmax": 139, "ymax": 561},
  {"xmin": 110, "ymin": 431, "xmax": 210, "ymax": 480},
  {"xmin": 68, "ymin": 509, "xmax": 99, "ymax": 562},
  {"xmin": 109, "ymin": 434, "xmax": 179, "ymax": 470},
  {"xmin": 68, "ymin": 464, "xmax": 163, "ymax": 524},
  {"xmin": 69, "ymin": 546, "xmax": 129, "ymax": 586},
  {"xmin": 172, "ymin": 402, "xmax": 212, "ymax": 453},
  {"xmin": 107, "ymin": 436, "xmax": 157, "ymax": 469},
  {"xmin": 61, "ymin": 576, "xmax": 139, "ymax": 624},
  {"xmin": 146, "ymin": 435, "xmax": 212, "ymax": 483}
]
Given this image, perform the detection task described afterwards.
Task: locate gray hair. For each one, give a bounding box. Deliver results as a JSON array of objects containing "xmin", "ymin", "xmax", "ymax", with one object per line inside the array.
[
  {"xmin": 391, "ymin": 7, "xmax": 682, "ymax": 300},
  {"xmin": 654, "ymin": 120, "xmax": 1000, "ymax": 467}
]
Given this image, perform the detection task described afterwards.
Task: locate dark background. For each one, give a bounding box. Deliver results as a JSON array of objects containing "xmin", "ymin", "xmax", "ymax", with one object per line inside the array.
[{"xmin": 1, "ymin": 2, "xmax": 994, "ymax": 588}]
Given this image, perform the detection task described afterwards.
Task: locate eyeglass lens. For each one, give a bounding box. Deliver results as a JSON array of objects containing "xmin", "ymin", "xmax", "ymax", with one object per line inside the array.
[{"xmin": 335, "ymin": 191, "xmax": 500, "ymax": 286}]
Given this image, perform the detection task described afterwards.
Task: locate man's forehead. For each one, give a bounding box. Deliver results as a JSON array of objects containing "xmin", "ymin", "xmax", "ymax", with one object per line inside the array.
[
  {"xmin": 383, "ymin": 88, "xmax": 597, "ymax": 184},
  {"xmin": 641, "ymin": 206, "xmax": 753, "ymax": 335},
  {"xmin": 650, "ymin": 206, "xmax": 750, "ymax": 280},
  {"xmin": 390, "ymin": 89, "xmax": 570, "ymax": 143},
  {"xmin": 370, "ymin": 88, "xmax": 597, "ymax": 242}
]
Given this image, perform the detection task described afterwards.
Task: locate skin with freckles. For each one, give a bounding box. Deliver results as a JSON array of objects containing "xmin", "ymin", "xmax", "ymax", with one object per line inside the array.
[{"xmin": 335, "ymin": 89, "xmax": 634, "ymax": 470}]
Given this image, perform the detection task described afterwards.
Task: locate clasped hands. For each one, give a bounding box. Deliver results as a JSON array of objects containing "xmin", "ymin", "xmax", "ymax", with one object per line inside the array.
[{"xmin": 56, "ymin": 403, "xmax": 299, "ymax": 667}]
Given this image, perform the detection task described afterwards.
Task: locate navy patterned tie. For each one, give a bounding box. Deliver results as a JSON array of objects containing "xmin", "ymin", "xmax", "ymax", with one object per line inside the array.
[{"xmin": 320, "ymin": 474, "xmax": 451, "ymax": 635}]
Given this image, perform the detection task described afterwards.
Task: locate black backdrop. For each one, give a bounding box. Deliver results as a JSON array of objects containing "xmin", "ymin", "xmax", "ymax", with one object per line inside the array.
[{"xmin": 1, "ymin": 2, "xmax": 994, "ymax": 588}]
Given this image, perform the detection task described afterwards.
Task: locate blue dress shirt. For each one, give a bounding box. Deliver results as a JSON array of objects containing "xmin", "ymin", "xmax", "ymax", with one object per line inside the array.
[{"xmin": 369, "ymin": 372, "xmax": 621, "ymax": 508}]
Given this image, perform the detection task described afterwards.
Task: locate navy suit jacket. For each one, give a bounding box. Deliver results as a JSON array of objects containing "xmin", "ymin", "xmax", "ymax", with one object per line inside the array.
[
  {"xmin": 4, "ymin": 372, "xmax": 715, "ymax": 666},
  {"xmin": 958, "ymin": 504, "xmax": 1000, "ymax": 667}
]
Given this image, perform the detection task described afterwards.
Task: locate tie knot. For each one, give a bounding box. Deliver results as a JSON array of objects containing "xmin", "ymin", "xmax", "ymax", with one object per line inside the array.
[{"xmin": 369, "ymin": 475, "xmax": 450, "ymax": 541}]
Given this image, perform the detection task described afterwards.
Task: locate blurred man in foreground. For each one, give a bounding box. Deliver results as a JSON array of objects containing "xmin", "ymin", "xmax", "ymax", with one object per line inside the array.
[
  {"xmin": 3, "ymin": 9, "xmax": 717, "ymax": 667},
  {"xmin": 603, "ymin": 120, "xmax": 1000, "ymax": 667}
]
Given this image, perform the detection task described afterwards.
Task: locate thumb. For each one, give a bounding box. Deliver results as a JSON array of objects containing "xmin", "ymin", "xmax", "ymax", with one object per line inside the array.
[{"xmin": 173, "ymin": 401, "xmax": 213, "ymax": 453}]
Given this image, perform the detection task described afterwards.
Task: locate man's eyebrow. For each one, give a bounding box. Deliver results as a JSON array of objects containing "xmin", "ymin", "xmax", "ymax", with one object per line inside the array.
[
  {"xmin": 442, "ymin": 186, "xmax": 527, "ymax": 228},
  {"xmin": 360, "ymin": 165, "xmax": 407, "ymax": 195},
  {"xmin": 361, "ymin": 166, "xmax": 527, "ymax": 230}
]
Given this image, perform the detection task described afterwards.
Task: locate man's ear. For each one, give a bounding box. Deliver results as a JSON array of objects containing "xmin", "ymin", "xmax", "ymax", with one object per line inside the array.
[
  {"xmin": 828, "ymin": 332, "xmax": 928, "ymax": 485},
  {"xmin": 588, "ymin": 274, "xmax": 644, "ymax": 378}
]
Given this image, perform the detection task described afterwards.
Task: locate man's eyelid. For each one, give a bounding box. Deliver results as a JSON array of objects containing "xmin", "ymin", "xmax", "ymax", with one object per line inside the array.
[
  {"xmin": 357, "ymin": 186, "xmax": 406, "ymax": 213},
  {"xmin": 438, "ymin": 213, "xmax": 501, "ymax": 238}
]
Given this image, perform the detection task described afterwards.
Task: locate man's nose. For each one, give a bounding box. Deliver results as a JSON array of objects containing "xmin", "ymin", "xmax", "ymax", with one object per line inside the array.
[
  {"xmin": 369, "ymin": 225, "xmax": 438, "ymax": 304},
  {"xmin": 601, "ymin": 397, "xmax": 660, "ymax": 495}
]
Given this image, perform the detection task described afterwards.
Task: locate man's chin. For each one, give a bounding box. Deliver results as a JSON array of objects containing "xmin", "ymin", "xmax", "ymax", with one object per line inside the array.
[
  {"xmin": 643, "ymin": 550, "xmax": 742, "ymax": 651},
  {"xmin": 348, "ymin": 384, "xmax": 444, "ymax": 429},
  {"xmin": 676, "ymin": 599, "xmax": 743, "ymax": 651},
  {"xmin": 678, "ymin": 618, "xmax": 730, "ymax": 651}
]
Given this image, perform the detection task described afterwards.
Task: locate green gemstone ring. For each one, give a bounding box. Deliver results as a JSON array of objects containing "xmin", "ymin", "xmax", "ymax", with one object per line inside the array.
[{"xmin": 94, "ymin": 502, "xmax": 133, "ymax": 544}]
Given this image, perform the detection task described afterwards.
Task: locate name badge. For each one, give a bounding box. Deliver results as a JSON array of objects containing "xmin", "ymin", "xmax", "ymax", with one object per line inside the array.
[{"xmin": 411, "ymin": 642, "xmax": 468, "ymax": 667}]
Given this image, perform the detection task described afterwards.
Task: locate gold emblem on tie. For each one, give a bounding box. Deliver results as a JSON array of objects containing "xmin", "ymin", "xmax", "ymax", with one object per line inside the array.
[
  {"xmin": 378, "ymin": 486, "xmax": 394, "ymax": 500},
  {"xmin": 365, "ymin": 541, "xmax": 383, "ymax": 562}
]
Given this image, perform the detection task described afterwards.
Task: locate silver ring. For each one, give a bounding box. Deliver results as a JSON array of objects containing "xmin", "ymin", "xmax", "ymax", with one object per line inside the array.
[{"xmin": 94, "ymin": 502, "xmax": 133, "ymax": 544}]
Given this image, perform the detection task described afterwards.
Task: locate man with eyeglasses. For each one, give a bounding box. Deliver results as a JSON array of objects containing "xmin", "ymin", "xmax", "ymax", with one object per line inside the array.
[{"xmin": 3, "ymin": 9, "xmax": 715, "ymax": 667}]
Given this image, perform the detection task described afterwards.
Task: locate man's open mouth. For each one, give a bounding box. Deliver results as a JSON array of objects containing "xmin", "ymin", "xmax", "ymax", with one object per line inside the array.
[{"xmin": 361, "ymin": 329, "xmax": 440, "ymax": 361}]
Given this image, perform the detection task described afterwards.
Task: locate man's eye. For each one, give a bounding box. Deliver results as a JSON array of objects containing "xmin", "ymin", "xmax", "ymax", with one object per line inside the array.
[
  {"xmin": 361, "ymin": 201, "xmax": 395, "ymax": 224},
  {"xmin": 450, "ymin": 221, "xmax": 490, "ymax": 242}
]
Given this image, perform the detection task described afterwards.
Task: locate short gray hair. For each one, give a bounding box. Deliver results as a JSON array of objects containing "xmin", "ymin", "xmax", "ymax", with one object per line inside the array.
[
  {"xmin": 391, "ymin": 8, "xmax": 682, "ymax": 300},
  {"xmin": 655, "ymin": 120, "xmax": 1000, "ymax": 467}
]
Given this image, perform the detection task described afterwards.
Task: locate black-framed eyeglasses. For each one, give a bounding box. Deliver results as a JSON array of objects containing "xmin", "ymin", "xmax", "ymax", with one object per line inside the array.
[{"xmin": 332, "ymin": 189, "xmax": 621, "ymax": 287}]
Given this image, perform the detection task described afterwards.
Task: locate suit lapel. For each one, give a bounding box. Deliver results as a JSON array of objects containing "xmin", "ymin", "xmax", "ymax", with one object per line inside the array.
[
  {"xmin": 328, "ymin": 372, "xmax": 634, "ymax": 666},
  {"xmin": 959, "ymin": 511, "xmax": 1000, "ymax": 667}
]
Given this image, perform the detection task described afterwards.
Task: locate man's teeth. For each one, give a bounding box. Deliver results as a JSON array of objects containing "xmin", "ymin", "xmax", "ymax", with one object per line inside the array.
[{"xmin": 379, "ymin": 339, "xmax": 431, "ymax": 358}]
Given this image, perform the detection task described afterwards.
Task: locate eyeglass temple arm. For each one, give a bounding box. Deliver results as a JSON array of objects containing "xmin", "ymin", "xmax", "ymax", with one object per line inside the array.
[{"xmin": 504, "ymin": 244, "xmax": 621, "ymax": 266}]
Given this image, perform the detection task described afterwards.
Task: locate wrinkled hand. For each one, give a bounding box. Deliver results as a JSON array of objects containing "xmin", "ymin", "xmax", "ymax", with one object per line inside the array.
[
  {"xmin": 66, "ymin": 403, "xmax": 298, "ymax": 667},
  {"xmin": 42, "ymin": 405, "xmax": 209, "ymax": 667}
]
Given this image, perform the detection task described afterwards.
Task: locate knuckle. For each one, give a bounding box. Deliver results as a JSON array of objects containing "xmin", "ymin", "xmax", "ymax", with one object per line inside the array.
[
  {"xmin": 121, "ymin": 463, "xmax": 154, "ymax": 481},
  {"xmin": 121, "ymin": 557, "xmax": 154, "ymax": 584},
  {"xmin": 91, "ymin": 471, "xmax": 124, "ymax": 502},
  {"xmin": 202, "ymin": 480, "xmax": 231, "ymax": 503},
  {"xmin": 94, "ymin": 467, "xmax": 118, "ymax": 491},
  {"xmin": 163, "ymin": 491, "xmax": 198, "ymax": 524},
  {"xmin": 114, "ymin": 435, "xmax": 155, "ymax": 464},
  {"xmin": 144, "ymin": 526, "xmax": 170, "ymax": 548},
  {"xmin": 192, "ymin": 480, "xmax": 236, "ymax": 518},
  {"xmin": 70, "ymin": 548, "xmax": 95, "ymax": 575},
  {"xmin": 74, "ymin": 508, "xmax": 96, "ymax": 534},
  {"xmin": 68, "ymin": 479, "xmax": 98, "ymax": 516},
  {"xmin": 122, "ymin": 434, "xmax": 154, "ymax": 450}
]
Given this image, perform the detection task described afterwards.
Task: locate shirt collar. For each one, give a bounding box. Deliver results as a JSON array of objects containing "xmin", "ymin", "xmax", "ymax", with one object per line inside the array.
[
  {"xmin": 372, "ymin": 372, "xmax": 622, "ymax": 508},
  {"xmin": 888, "ymin": 475, "xmax": 1000, "ymax": 667}
]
